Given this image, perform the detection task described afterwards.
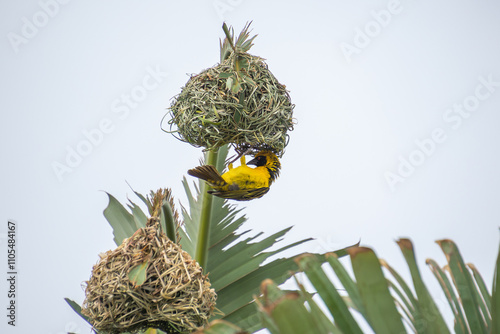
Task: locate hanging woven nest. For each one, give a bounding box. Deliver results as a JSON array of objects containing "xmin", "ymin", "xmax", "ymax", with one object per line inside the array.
[
  {"xmin": 166, "ymin": 23, "xmax": 294, "ymax": 157},
  {"xmin": 82, "ymin": 217, "xmax": 216, "ymax": 333}
]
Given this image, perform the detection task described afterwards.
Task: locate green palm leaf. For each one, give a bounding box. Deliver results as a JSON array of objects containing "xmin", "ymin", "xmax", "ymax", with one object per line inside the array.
[
  {"xmin": 491, "ymin": 241, "xmax": 500, "ymax": 333},
  {"xmin": 75, "ymin": 145, "xmax": 349, "ymax": 333}
]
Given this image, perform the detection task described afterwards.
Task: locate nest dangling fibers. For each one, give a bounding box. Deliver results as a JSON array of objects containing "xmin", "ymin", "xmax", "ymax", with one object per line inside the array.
[
  {"xmin": 82, "ymin": 218, "xmax": 216, "ymax": 333},
  {"xmin": 166, "ymin": 23, "xmax": 295, "ymax": 157}
]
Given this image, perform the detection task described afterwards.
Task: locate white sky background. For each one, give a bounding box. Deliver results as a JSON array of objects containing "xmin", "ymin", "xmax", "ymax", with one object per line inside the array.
[{"xmin": 1, "ymin": 0, "xmax": 500, "ymax": 333}]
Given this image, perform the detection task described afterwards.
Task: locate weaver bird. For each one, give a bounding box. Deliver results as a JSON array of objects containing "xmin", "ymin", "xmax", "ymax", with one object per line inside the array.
[{"xmin": 187, "ymin": 150, "xmax": 281, "ymax": 201}]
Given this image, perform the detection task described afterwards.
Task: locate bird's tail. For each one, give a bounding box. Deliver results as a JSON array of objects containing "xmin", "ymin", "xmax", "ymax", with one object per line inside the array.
[{"xmin": 187, "ymin": 165, "xmax": 227, "ymax": 187}]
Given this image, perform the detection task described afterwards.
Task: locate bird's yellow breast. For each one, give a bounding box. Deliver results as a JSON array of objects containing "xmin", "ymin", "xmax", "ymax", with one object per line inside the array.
[{"xmin": 221, "ymin": 165, "xmax": 270, "ymax": 190}]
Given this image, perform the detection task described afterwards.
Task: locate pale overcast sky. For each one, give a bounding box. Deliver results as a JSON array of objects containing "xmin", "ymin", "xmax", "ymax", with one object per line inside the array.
[{"xmin": 1, "ymin": 1, "xmax": 500, "ymax": 333}]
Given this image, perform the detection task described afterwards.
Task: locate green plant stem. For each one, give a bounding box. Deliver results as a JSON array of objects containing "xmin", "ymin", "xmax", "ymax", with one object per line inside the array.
[{"xmin": 195, "ymin": 149, "xmax": 219, "ymax": 271}]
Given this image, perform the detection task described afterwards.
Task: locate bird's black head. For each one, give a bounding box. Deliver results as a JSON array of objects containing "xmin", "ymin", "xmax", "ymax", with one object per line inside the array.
[
  {"xmin": 246, "ymin": 151, "xmax": 281, "ymax": 184},
  {"xmin": 246, "ymin": 155, "xmax": 267, "ymax": 167}
]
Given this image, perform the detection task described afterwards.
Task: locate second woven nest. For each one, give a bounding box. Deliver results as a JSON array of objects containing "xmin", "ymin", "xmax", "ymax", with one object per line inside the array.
[{"xmin": 82, "ymin": 219, "xmax": 217, "ymax": 334}]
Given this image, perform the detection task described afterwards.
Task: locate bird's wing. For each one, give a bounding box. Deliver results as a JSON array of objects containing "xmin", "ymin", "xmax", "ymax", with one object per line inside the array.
[
  {"xmin": 208, "ymin": 187, "xmax": 270, "ymax": 201},
  {"xmin": 187, "ymin": 165, "xmax": 227, "ymax": 187}
]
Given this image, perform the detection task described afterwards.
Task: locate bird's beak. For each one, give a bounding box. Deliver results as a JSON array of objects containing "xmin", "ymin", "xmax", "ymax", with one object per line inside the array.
[{"xmin": 246, "ymin": 157, "xmax": 259, "ymax": 166}]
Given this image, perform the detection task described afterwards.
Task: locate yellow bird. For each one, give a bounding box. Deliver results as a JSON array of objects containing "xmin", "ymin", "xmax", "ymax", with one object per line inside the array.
[{"xmin": 187, "ymin": 150, "xmax": 281, "ymax": 201}]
